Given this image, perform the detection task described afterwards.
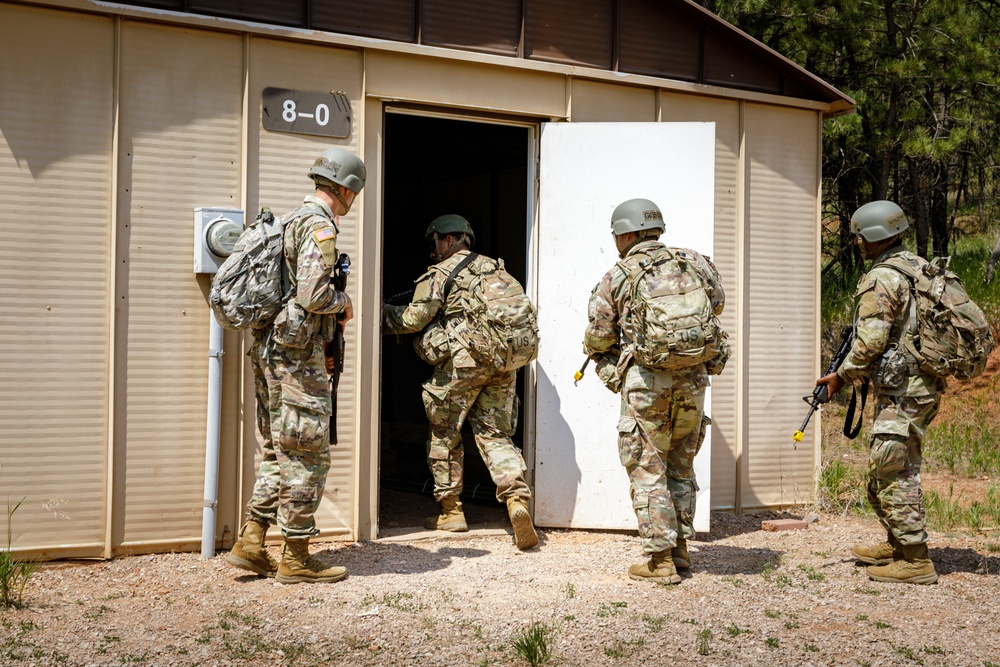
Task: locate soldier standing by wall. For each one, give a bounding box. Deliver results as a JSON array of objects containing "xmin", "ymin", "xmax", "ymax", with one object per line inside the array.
[
  {"xmin": 227, "ymin": 147, "xmax": 366, "ymax": 584},
  {"xmin": 382, "ymin": 214, "xmax": 539, "ymax": 550},
  {"xmin": 583, "ymin": 198, "xmax": 728, "ymax": 585},
  {"xmin": 815, "ymin": 200, "xmax": 943, "ymax": 585}
]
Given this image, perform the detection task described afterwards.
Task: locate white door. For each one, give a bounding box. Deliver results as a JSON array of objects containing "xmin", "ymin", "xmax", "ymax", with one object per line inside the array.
[{"xmin": 534, "ymin": 122, "xmax": 716, "ymax": 532}]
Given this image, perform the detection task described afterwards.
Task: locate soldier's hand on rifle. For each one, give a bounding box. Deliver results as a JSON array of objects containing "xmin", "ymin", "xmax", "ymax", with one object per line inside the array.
[
  {"xmin": 815, "ymin": 371, "xmax": 844, "ymax": 399},
  {"xmin": 340, "ymin": 295, "xmax": 354, "ymax": 327},
  {"xmin": 325, "ymin": 354, "xmax": 337, "ymax": 375}
]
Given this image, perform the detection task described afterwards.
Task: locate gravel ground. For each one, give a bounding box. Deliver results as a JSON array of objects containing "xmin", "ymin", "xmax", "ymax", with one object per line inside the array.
[{"xmin": 4, "ymin": 510, "xmax": 1000, "ymax": 667}]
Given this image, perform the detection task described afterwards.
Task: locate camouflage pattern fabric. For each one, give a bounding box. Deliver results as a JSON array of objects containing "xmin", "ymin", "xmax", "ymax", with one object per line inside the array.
[
  {"xmin": 244, "ymin": 195, "xmax": 348, "ymax": 539},
  {"xmin": 583, "ymin": 239, "xmax": 725, "ymax": 553},
  {"xmin": 421, "ymin": 358, "xmax": 530, "ymax": 502},
  {"xmin": 837, "ymin": 245, "xmax": 944, "ymax": 547},
  {"xmin": 837, "ymin": 246, "xmax": 945, "ymax": 397},
  {"xmin": 383, "ymin": 249, "xmax": 531, "ymax": 503},
  {"xmin": 866, "ymin": 393, "xmax": 939, "ymax": 546}
]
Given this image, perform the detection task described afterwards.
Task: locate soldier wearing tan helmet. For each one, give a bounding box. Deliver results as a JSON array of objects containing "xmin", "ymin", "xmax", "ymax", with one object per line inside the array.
[
  {"xmin": 816, "ymin": 200, "xmax": 944, "ymax": 585},
  {"xmin": 583, "ymin": 198, "xmax": 729, "ymax": 585},
  {"xmin": 228, "ymin": 147, "xmax": 366, "ymax": 584},
  {"xmin": 382, "ymin": 214, "xmax": 540, "ymax": 551}
]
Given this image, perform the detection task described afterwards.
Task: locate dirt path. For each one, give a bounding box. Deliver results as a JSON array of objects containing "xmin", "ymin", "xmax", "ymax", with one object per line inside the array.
[{"xmin": 4, "ymin": 510, "xmax": 999, "ymax": 666}]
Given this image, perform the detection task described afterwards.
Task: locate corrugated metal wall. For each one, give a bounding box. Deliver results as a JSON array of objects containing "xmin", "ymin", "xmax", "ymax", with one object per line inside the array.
[
  {"xmin": 114, "ymin": 21, "xmax": 245, "ymax": 551},
  {"xmin": 743, "ymin": 103, "xmax": 819, "ymax": 508},
  {"xmin": 660, "ymin": 92, "xmax": 742, "ymax": 510},
  {"xmin": 0, "ymin": 5, "xmax": 114, "ymax": 556}
]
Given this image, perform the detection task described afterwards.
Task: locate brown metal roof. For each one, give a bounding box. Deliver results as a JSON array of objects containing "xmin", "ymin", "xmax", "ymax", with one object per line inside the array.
[{"xmin": 113, "ymin": 0, "xmax": 854, "ymax": 113}]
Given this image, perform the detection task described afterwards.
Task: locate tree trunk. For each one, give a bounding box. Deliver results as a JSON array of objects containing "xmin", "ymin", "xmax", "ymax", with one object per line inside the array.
[{"xmin": 986, "ymin": 233, "xmax": 1000, "ymax": 285}]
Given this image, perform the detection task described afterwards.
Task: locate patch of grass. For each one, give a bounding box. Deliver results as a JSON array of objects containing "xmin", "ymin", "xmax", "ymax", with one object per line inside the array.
[
  {"xmin": 511, "ymin": 622, "xmax": 553, "ymax": 667},
  {"xmin": 605, "ymin": 638, "xmax": 645, "ymax": 658},
  {"xmin": 696, "ymin": 627, "xmax": 712, "ymax": 655},
  {"xmin": 722, "ymin": 575, "xmax": 743, "ymax": 587},
  {"xmin": 797, "ymin": 564, "xmax": 826, "ymax": 582},
  {"xmin": 765, "ymin": 637, "xmax": 779, "ymax": 648},
  {"xmin": 785, "ymin": 620, "xmax": 800, "ymax": 629},
  {"xmin": 922, "ymin": 645, "xmax": 945, "ymax": 655},
  {"xmin": 1, "ymin": 498, "xmax": 40, "ymax": 609},
  {"xmin": 874, "ymin": 620, "xmax": 894, "ymax": 629},
  {"xmin": 596, "ymin": 601, "xmax": 628, "ymax": 617},
  {"xmin": 564, "ymin": 582, "xmax": 576, "ymax": 599},
  {"xmin": 726, "ymin": 624, "xmax": 747, "ymax": 637},
  {"xmin": 642, "ymin": 614, "xmax": 668, "ymax": 633},
  {"xmin": 764, "ymin": 610, "xmax": 781, "ymax": 619},
  {"xmin": 805, "ymin": 643, "xmax": 819, "ymax": 652}
]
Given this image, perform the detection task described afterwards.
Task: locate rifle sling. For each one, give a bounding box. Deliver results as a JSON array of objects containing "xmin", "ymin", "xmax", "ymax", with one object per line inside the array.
[{"xmin": 843, "ymin": 378, "xmax": 869, "ymax": 439}]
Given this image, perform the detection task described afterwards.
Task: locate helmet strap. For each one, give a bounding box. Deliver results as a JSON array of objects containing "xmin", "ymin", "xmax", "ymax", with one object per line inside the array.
[{"xmin": 331, "ymin": 185, "xmax": 351, "ymax": 213}]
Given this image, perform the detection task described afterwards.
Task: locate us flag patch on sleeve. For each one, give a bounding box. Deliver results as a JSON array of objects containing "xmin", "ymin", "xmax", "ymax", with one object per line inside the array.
[{"xmin": 314, "ymin": 227, "xmax": 336, "ymax": 243}]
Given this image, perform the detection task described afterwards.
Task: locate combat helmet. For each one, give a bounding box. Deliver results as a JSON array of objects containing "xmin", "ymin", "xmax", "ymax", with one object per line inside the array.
[
  {"xmin": 425, "ymin": 214, "xmax": 476, "ymax": 246},
  {"xmin": 610, "ymin": 198, "xmax": 666, "ymax": 236},
  {"xmin": 308, "ymin": 147, "xmax": 367, "ymax": 193},
  {"xmin": 850, "ymin": 200, "xmax": 909, "ymax": 242}
]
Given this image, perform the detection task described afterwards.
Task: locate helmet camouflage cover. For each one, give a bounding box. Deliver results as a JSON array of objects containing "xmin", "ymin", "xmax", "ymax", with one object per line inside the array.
[{"xmin": 425, "ymin": 214, "xmax": 476, "ymax": 246}]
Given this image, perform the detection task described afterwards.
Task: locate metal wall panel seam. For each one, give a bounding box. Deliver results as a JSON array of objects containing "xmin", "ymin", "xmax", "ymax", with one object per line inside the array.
[
  {"xmin": 734, "ymin": 98, "xmax": 747, "ymax": 514},
  {"xmin": 812, "ymin": 110, "xmax": 823, "ymax": 491},
  {"xmin": 234, "ymin": 30, "xmax": 250, "ymax": 527},
  {"xmin": 104, "ymin": 13, "xmax": 122, "ymax": 561},
  {"xmin": 353, "ymin": 46, "xmax": 368, "ymax": 542}
]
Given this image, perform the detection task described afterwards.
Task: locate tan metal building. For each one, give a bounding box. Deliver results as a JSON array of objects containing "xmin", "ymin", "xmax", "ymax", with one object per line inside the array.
[{"xmin": 0, "ymin": 0, "xmax": 853, "ymax": 559}]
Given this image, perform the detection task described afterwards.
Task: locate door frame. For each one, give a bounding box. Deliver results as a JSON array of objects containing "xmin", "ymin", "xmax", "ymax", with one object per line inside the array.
[{"xmin": 358, "ymin": 101, "xmax": 541, "ymax": 540}]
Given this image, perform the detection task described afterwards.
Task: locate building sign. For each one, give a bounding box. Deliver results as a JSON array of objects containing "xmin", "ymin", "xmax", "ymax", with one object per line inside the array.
[{"xmin": 261, "ymin": 87, "xmax": 351, "ymax": 138}]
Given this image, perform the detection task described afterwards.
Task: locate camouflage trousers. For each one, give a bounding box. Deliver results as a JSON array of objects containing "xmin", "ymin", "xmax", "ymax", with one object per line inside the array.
[
  {"xmin": 867, "ymin": 391, "xmax": 940, "ymax": 546},
  {"xmin": 245, "ymin": 335, "xmax": 333, "ymax": 539},
  {"xmin": 422, "ymin": 358, "xmax": 530, "ymax": 503},
  {"xmin": 618, "ymin": 363, "xmax": 710, "ymax": 554}
]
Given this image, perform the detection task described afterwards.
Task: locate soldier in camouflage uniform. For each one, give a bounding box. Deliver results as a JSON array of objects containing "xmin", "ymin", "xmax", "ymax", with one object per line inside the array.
[
  {"xmin": 227, "ymin": 147, "xmax": 366, "ymax": 584},
  {"xmin": 816, "ymin": 200, "xmax": 943, "ymax": 585},
  {"xmin": 382, "ymin": 214, "xmax": 538, "ymax": 550},
  {"xmin": 583, "ymin": 199, "xmax": 727, "ymax": 585}
]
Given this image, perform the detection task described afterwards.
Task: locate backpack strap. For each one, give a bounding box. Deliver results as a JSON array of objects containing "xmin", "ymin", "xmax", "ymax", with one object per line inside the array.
[
  {"xmin": 443, "ymin": 251, "xmax": 478, "ymax": 298},
  {"xmin": 873, "ymin": 258, "xmax": 924, "ymax": 364}
]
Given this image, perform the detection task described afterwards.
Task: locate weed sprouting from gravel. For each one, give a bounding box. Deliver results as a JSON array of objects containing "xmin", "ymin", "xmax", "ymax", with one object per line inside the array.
[
  {"xmin": 605, "ymin": 637, "xmax": 645, "ymax": 658},
  {"xmin": 1, "ymin": 497, "xmax": 40, "ymax": 609},
  {"xmin": 511, "ymin": 622, "xmax": 553, "ymax": 666},
  {"xmin": 696, "ymin": 627, "xmax": 712, "ymax": 655}
]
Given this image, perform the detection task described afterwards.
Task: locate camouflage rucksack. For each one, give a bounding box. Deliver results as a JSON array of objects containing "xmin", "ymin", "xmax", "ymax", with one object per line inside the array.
[
  {"xmin": 876, "ymin": 255, "xmax": 995, "ymax": 380},
  {"xmin": 620, "ymin": 246, "xmax": 725, "ymax": 371},
  {"xmin": 209, "ymin": 206, "xmax": 315, "ymax": 331},
  {"xmin": 446, "ymin": 253, "xmax": 539, "ymax": 372}
]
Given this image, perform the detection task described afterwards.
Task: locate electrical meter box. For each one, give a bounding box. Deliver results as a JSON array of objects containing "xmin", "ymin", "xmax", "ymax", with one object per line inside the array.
[{"xmin": 194, "ymin": 207, "xmax": 244, "ymax": 274}]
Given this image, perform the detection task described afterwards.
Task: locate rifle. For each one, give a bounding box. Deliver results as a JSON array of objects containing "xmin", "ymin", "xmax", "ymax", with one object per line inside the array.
[
  {"xmin": 385, "ymin": 288, "xmax": 415, "ymax": 306},
  {"xmin": 326, "ymin": 253, "xmax": 350, "ymax": 445},
  {"xmin": 792, "ymin": 325, "xmax": 866, "ymax": 447}
]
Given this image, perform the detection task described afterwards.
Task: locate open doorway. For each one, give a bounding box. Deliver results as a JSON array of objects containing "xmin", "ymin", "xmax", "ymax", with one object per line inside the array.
[{"xmin": 378, "ymin": 110, "xmax": 532, "ymax": 534}]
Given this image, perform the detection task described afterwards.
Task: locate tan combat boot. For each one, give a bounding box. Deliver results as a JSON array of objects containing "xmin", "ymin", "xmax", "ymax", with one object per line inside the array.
[
  {"xmin": 424, "ymin": 495, "xmax": 468, "ymax": 532},
  {"xmin": 672, "ymin": 536, "xmax": 691, "ymax": 570},
  {"xmin": 851, "ymin": 533, "xmax": 903, "ymax": 565},
  {"xmin": 226, "ymin": 520, "xmax": 278, "ymax": 577},
  {"xmin": 275, "ymin": 538, "xmax": 347, "ymax": 584},
  {"xmin": 866, "ymin": 543, "xmax": 938, "ymax": 585},
  {"xmin": 506, "ymin": 497, "xmax": 539, "ymax": 550},
  {"xmin": 628, "ymin": 550, "xmax": 681, "ymax": 585}
]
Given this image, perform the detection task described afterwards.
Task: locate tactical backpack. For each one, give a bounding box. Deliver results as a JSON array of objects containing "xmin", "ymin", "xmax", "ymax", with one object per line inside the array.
[
  {"xmin": 620, "ymin": 247, "xmax": 725, "ymax": 371},
  {"xmin": 876, "ymin": 255, "xmax": 995, "ymax": 380},
  {"xmin": 445, "ymin": 253, "xmax": 539, "ymax": 372},
  {"xmin": 209, "ymin": 207, "xmax": 289, "ymax": 331}
]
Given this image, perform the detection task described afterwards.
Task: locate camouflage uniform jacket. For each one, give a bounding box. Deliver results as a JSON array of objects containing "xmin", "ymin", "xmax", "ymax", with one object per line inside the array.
[
  {"xmin": 583, "ymin": 240, "xmax": 725, "ymax": 390},
  {"xmin": 837, "ymin": 245, "xmax": 945, "ymax": 397},
  {"xmin": 264, "ymin": 195, "xmax": 348, "ymax": 345},
  {"xmin": 382, "ymin": 249, "xmax": 488, "ymax": 368}
]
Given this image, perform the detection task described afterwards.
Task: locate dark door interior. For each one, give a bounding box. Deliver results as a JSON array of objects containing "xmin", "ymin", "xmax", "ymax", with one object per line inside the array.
[{"xmin": 379, "ymin": 111, "xmax": 530, "ymax": 533}]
